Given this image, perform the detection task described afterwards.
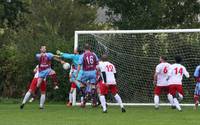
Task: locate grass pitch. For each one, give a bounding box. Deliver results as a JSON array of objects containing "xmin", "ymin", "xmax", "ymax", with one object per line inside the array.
[{"xmin": 0, "ymin": 104, "xmax": 199, "ymax": 125}]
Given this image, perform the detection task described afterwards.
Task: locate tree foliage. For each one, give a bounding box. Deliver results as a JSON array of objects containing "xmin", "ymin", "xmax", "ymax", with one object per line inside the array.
[
  {"xmin": 0, "ymin": 0, "xmax": 101, "ymax": 100},
  {"xmin": 90, "ymin": 0, "xmax": 200, "ymax": 29}
]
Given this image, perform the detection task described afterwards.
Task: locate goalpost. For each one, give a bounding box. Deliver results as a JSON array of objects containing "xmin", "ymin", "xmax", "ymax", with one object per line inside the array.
[{"xmin": 74, "ymin": 29, "xmax": 200, "ymax": 106}]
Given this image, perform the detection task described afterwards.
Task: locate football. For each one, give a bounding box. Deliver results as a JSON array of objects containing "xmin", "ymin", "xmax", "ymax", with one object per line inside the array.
[{"xmin": 62, "ymin": 62, "xmax": 70, "ymax": 70}]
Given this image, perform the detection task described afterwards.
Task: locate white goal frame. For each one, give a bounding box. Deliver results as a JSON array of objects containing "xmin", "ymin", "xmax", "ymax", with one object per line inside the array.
[{"xmin": 74, "ymin": 29, "xmax": 200, "ymax": 106}]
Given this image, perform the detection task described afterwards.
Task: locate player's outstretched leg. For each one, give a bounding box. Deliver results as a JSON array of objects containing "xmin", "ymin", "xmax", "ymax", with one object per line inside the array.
[
  {"xmin": 154, "ymin": 95, "xmax": 159, "ymax": 109},
  {"xmin": 20, "ymin": 91, "xmax": 32, "ymax": 109},
  {"xmin": 114, "ymin": 93, "xmax": 126, "ymax": 112},
  {"xmin": 100, "ymin": 95, "xmax": 107, "ymax": 113},
  {"xmin": 173, "ymin": 97, "xmax": 182, "ymax": 111}
]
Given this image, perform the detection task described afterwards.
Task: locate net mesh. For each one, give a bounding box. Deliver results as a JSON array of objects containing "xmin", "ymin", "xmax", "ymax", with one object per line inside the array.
[{"xmin": 77, "ymin": 31, "xmax": 200, "ymax": 103}]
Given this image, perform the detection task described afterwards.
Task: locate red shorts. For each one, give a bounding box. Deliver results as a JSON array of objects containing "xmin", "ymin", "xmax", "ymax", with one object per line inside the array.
[
  {"xmin": 169, "ymin": 84, "xmax": 184, "ymax": 96},
  {"xmin": 154, "ymin": 86, "xmax": 169, "ymax": 95},
  {"xmin": 99, "ymin": 81, "xmax": 118, "ymax": 95},
  {"xmin": 29, "ymin": 78, "xmax": 46, "ymax": 92},
  {"xmin": 71, "ymin": 82, "xmax": 77, "ymax": 89}
]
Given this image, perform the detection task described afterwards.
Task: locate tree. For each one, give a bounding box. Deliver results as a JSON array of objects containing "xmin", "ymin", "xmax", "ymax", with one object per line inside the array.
[
  {"xmin": 0, "ymin": 0, "xmax": 103, "ymax": 99},
  {"xmin": 88, "ymin": 0, "xmax": 200, "ymax": 29},
  {"xmin": 0, "ymin": 0, "xmax": 30, "ymax": 29}
]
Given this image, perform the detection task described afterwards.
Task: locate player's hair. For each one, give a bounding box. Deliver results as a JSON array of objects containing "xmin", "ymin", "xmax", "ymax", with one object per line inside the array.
[
  {"xmin": 77, "ymin": 46, "xmax": 83, "ymax": 54},
  {"xmin": 160, "ymin": 56, "xmax": 167, "ymax": 61},
  {"xmin": 101, "ymin": 54, "xmax": 108, "ymax": 61},
  {"xmin": 175, "ymin": 55, "xmax": 182, "ymax": 63},
  {"xmin": 84, "ymin": 43, "xmax": 91, "ymax": 50}
]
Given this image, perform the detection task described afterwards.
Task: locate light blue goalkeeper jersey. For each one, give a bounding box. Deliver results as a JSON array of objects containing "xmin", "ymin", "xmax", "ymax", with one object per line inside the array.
[{"xmin": 61, "ymin": 53, "xmax": 80, "ymax": 70}]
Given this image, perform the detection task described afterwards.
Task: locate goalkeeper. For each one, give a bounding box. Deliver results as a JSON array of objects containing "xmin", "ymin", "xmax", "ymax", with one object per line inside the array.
[{"xmin": 56, "ymin": 48, "xmax": 83, "ymax": 106}]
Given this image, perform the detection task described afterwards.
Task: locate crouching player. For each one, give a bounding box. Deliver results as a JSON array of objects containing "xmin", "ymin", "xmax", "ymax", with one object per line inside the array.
[
  {"xmin": 98, "ymin": 54, "xmax": 126, "ymax": 113},
  {"xmin": 167, "ymin": 56, "xmax": 190, "ymax": 111},
  {"xmin": 20, "ymin": 65, "xmax": 47, "ymax": 109},
  {"xmin": 193, "ymin": 65, "xmax": 200, "ymax": 109}
]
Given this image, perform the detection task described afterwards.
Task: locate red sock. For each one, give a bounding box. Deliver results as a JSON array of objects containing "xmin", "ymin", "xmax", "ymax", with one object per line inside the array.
[
  {"xmin": 50, "ymin": 74, "xmax": 58, "ymax": 86},
  {"xmin": 194, "ymin": 95, "xmax": 199, "ymax": 104}
]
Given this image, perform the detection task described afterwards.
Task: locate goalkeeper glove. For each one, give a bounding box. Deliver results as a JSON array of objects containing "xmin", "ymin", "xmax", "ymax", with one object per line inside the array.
[{"xmin": 56, "ymin": 50, "xmax": 63, "ymax": 55}]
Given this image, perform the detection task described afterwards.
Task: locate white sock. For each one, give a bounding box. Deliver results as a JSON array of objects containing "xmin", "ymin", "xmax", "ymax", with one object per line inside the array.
[
  {"xmin": 100, "ymin": 95, "xmax": 106, "ymax": 111},
  {"xmin": 40, "ymin": 94, "xmax": 46, "ymax": 108},
  {"xmin": 69, "ymin": 93, "xmax": 72, "ymax": 103},
  {"xmin": 72, "ymin": 89, "xmax": 76, "ymax": 106},
  {"xmin": 178, "ymin": 93, "xmax": 183, "ymax": 101},
  {"xmin": 22, "ymin": 91, "xmax": 31, "ymax": 104},
  {"xmin": 173, "ymin": 98, "xmax": 181, "ymax": 111},
  {"xmin": 114, "ymin": 94, "xmax": 124, "ymax": 108},
  {"xmin": 167, "ymin": 94, "xmax": 174, "ymax": 106},
  {"xmin": 81, "ymin": 97, "xmax": 84, "ymax": 104},
  {"xmin": 154, "ymin": 95, "xmax": 159, "ymax": 108}
]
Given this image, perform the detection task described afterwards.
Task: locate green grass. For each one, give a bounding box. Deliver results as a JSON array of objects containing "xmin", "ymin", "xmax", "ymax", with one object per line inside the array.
[{"xmin": 0, "ymin": 104, "xmax": 200, "ymax": 125}]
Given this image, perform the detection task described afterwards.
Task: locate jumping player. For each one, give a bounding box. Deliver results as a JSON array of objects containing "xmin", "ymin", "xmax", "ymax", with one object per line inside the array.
[
  {"xmin": 98, "ymin": 54, "xmax": 125, "ymax": 113},
  {"xmin": 36, "ymin": 46, "xmax": 59, "ymax": 89},
  {"xmin": 193, "ymin": 65, "xmax": 200, "ymax": 109},
  {"xmin": 167, "ymin": 56, "xmax": 190, "ymax": 111},
  {"xmin": 153, "ymin": 56, "xmax": 173, "ymax": 109},
  {"xmin": 76, "ymin": 43, "xmax": 99, "ymax": 107}
]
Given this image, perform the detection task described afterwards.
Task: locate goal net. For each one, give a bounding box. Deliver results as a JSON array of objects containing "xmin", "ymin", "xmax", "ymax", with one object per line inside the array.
[{"xmin": 75, "ymin": 29, "xmax": 200, "ymax": 105}]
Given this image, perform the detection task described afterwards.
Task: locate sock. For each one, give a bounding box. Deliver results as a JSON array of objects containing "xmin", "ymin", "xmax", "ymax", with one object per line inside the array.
[
  {"xmin": 114, "ymin": 94, "xmax": 124, "ymax": 108},
  {"xmin": 80, "ymin": 87, "xmax": 86, "ymax": 103},
  {"xmin": 81, "ymin": 97, "xmax": 84, "ymax": 104},
  {"xmin": 91, "ymin": 88, "xmax": 97, "ymax": 105},
  {"xmin": 100, "ymin": 95, "xmax": 106, "ymax": 111},
  {"xmin": 72, "ymin": 89, "xmax": 76, "ymax": 106},
  {"xmin": 69, "ymin": 93, "xmax": 72, "ymax": 103},
  {"xmin": 40, "ymin": 94, "xmax": 46, "ymax": 108},
  {"xmin": 173, "ymin": 98, "xmax": 181, "ymax": 111},
  {"xmin": 22, "ymin": 91, "xmax": 31, "ymax": 104},
  {"xmin": 154, "ymin": 95, "xmax": 159, "ymax": 108},
  {"xmin": 194, "ymin": 95, "xmax": 199, "ymax": 104},
  {"xmin": 178, "ymin": 93, "xmax": 183, "ymax": 101},
  {"xmin": 167, "ymin": 94, "xmax": 174, "ymax": 106},
  {"xmin": 50, "ymin": 74, "xmax": 58, "ymax": 86}
]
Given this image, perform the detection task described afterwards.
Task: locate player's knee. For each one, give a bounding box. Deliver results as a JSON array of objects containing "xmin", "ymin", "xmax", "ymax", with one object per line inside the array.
[{"xmin": 41, "ymin": 91, "xmax": 46, "ymax": 94}]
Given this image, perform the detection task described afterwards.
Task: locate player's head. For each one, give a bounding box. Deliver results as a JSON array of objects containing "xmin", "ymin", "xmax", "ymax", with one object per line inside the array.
[
  {"xmin": 160, "ymin": 56, "xmax": 167, "ymax": 63},
  {"xmin": 40, "ymin": 46, "xmax": 46, "ymax": 53},
  {"xmin": 101, "ymin": 54, "xmax": 108, "ymax": 62},
  {"xmin": 84, "ymin": 43, "xmax": 91, "ymax": 51},
  {"xmin": 74, "ymin": 46, "xmax": 83, "ymax": 54},
  {"xmin": 175, "ymin": 55, "xmax": 182, "ymax": 63}
]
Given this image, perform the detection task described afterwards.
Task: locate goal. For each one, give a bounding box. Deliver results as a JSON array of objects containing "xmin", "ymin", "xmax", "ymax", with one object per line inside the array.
[{"xmin": 74, "ymin": 29, "xmax": 200, "ymax": 106}]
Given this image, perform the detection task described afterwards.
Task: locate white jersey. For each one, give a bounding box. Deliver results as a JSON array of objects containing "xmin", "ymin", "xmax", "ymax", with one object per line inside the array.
[
  {"xmin": 167, "ymin": 63, "xmax": 189, "ymax": 85},
  {"xmin": 98, "ymin": 61, "xmax": 116, "ymax": 85},
  {"xmin": 155, "ymin": 62, "xmax": 171, "ymax": 86}
]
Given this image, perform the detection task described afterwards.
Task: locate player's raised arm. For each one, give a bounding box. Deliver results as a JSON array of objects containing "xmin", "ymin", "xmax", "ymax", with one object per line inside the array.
[{"xmin": 56, "ymin": 50, "xmax": 75, "ymax": 59}]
